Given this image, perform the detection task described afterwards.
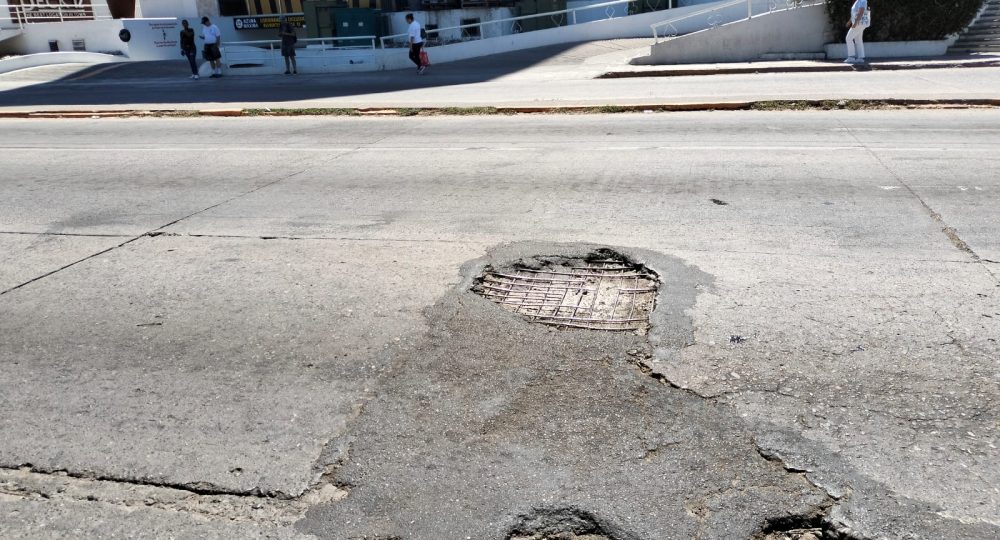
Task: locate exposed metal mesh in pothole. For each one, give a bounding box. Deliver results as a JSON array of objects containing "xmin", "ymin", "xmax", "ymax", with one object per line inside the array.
[{"xmin": 474, "ymin": 253, "xmax": 659, "ymax": 334}]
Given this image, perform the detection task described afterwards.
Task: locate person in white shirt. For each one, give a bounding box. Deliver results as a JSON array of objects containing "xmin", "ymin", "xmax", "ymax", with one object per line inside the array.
[
  {"xmin": 200, "ymin": 16, "xmax": 223, "ymax": 78},
  {"xmin": 845, "ymin": 0, "xmax": 871, "ymax": 64},
  {"xmin": 405, "ymin": 13, "xmax": 426, "ymax": 74}
]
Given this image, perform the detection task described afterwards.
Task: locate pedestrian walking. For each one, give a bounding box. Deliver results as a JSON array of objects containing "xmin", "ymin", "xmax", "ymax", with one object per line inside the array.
[
  {"xmin": 179, "ymin": 19, "xmax": 199, "ymax": 79},
  {"xmin": 405, "ymin": 13, "xmax": 426, "ymax": 74},
  {"xmin": 278, "ymin": 16, "xmax": 298, "ymax": 75},
  {"xmin": 200, "ymin": 16, "xmax": 223, "ymax": 78},
  {"xmin": 845, "ymin": 0, "xmax": 871, "ymax": 64}
]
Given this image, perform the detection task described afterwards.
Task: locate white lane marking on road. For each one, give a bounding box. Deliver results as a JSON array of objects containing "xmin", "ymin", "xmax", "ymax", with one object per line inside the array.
[
  {"xmin": 880, "ymin": 186, "xmax": 902, "ymax": 190},
  {"xmin": 3, "ymin": 145, "xmax": 999, "ymax": 153},
  {"xmin": 0, "ymin": 147, "xmax": 364, "ymax": 152},
  {"xmin": 833, "ymin": 128, "xmax": 1000, "ymax": 133}
]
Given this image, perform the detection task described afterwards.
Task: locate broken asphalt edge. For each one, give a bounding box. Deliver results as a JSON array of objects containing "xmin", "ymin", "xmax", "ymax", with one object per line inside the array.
[{"xmin": 2, "ymin": 98, "xmax": 1000, "ymax": 119}]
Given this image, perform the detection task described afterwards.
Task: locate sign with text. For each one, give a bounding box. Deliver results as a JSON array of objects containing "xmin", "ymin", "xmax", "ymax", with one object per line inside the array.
[
  {"xmin": 233, "ymin": 14, "xmax": 305, "ymax": 30},
  {"xmin": 122, "ymin": 18, "xmax": 181, "ymax": 61},
  {"xmin": 8, "ymin": 0, "xmax": 93, "ymax": 24}
]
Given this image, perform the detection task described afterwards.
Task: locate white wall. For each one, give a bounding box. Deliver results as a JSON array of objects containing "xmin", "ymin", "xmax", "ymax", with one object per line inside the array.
[
  {"xmin": 378, "ymin": 0, "xmax": 730, "ymax": 70},
  {"xmin": 825, "ymin": 38, "xmax": 957, "ymax": 59},
  {"xmin": 136, "ymin": 0, "xmax": 199, "ymax": 19},
  {"xmin": 222, "ymin": 43, "xmax": 377, "ymax": 75},
  {"xmin": 0, "ymin": 19, "xmax": 127, "ymax": 55},
  {"xmin": 634, "ymin": 2, "xmax": 831, "ymax": 64},
  {"xmin": 0, "ymin": 50, "xmax": 123, "ymax": 73},
  {"xmin": 385, "ymin": 8, "xmax": 516, "ymax": 45}
]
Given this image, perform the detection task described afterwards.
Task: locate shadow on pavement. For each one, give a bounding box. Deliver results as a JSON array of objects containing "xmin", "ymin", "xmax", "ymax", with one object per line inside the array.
[{"xmin": 0, "ymin": 43, "xmax": 587, "ymax": 108}]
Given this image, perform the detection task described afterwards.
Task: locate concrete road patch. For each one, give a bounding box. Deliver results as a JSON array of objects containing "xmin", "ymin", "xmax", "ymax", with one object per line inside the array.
[
  {"xmin": 299, "ymin": 242, "xmax": 832, "ymax": 539},
  {"xmin": 0, "ymin": 236, "xmax": 477, "ymax": 496}
]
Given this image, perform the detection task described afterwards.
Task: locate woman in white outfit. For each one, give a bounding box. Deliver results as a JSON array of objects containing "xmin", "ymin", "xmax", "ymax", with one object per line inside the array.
[{"xmin": 845, "ymin": 0, "xmax": 871, "ymax": 64}]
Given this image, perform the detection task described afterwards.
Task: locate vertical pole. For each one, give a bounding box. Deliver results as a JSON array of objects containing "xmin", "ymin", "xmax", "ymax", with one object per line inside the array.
[
  {"xmin": 747, "ymin": 0, "xmax": 752, "ymax": 19},
  {"xmin": 571, "ymin": 10, "xmax": 576, "ymax": 24}
]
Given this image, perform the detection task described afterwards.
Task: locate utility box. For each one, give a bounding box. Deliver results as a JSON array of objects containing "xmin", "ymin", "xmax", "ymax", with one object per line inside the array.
[
  {"xmin": 304, "ymin": 1, "xmax": 347, "ymax": 38},
  {"xmin": 333, "ymin": 8, "xmax": 379, "ymax": 39},
  {"xmin": 304, "ymin": 1, "xmax": 380, "ymax": 40},
  {"xmin": 517, "ymin": 0, "xmax": 567, "ymax": 32}
]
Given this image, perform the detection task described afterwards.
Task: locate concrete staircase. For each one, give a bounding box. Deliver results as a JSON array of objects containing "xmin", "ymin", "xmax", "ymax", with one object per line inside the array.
[{"xmin": 949, "ymin": 0, "xmax": 1000, "ymax": 54}]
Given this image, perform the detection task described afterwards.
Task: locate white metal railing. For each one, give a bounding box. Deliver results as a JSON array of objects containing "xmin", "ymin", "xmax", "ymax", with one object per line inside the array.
[
  {"xmin": 651, "ymin": 0, "xmax": 820, "ymax": 42},
  {"xmin": 222, "ymin": 36, "xmax": 377, "ymax": 66},
  {"xmin": 380, "ymin": 0, "xmax": 638, "ymax": 49},
  {"xmin": 1, "ymin": 2, "xmax": 112, "ymax": 29}
]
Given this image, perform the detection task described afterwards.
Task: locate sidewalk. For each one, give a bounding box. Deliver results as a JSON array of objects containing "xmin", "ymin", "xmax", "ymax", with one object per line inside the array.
[
  {"xmin": 1, "ymin": 41, "xmax": 999, "ymax": 113},
  {"xmin": 599, "ymin": 52, "xmax": 1000, "ymax": 78}
]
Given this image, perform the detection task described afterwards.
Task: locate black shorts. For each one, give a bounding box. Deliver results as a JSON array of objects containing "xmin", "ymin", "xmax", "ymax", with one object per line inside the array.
[
  {"xmin": 203, "ymin": 43, "xmax": 221, "ymax": 61},
  {"xmin": 281, "ymin": 44, "xmax": 295, "ymax": 57}
]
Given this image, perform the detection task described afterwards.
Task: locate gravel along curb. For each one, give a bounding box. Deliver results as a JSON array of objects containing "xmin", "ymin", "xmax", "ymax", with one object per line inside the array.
[{"xmin": 1, "ymin": 99, "xmax": 1000, "ymax": 119}]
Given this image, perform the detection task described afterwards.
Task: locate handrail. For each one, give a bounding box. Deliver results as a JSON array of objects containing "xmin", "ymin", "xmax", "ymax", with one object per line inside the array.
[
  {"xmin": 379, "ymin": 0, "xmax": 637, "ymax": 48},
  {"xmin": 225, "ymin": 36, "xmax": 377, "ymax": 50},
  {"xmin": 1, "ymin": 2, "xmax": 112, "ymax": 29},
  {"xmin": 221, "ymin": 35, "xmax": 377, "ymax": 67},
  {"xmin": 650, "ymin": 0, "xmax": 744, "ymax": 41},
  {"xmin": 650, "ymin": 0, "xmax": 820, "ymax": 42}
]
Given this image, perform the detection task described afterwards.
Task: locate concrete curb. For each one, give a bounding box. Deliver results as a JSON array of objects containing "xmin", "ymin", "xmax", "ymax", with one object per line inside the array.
[
  {"xmin": 2, "ymin": 99, "xmax": 1000, "ymax": 119},
  {"xmin": 598, "ymin": 59, "xmax": 1000, "ymax": 78}
]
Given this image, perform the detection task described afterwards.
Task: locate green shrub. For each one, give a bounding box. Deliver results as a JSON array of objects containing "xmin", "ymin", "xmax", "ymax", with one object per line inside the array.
[{"xmin": 826, "ymin": 0, "xmax": 984, "ymax": 41}]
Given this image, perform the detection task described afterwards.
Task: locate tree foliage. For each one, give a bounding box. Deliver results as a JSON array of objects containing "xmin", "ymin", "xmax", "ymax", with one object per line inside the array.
[{"xmin": 826, "ymin": 0, "xmax": 984, "ymax": 41}]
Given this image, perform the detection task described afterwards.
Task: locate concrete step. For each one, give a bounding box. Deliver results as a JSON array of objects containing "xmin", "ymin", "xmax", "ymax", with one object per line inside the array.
[
  {"xmin": 951, "ymin": 43, "xmax": 1000, "ymax": 51},
  {"xmin": 954, "ymin": 38, "xmax": 1000, "ymax": 45},
  {"xmin": 948, "ymin": 45, "xmax": 1000, "ymax": 53},
  {"xmin": 758, "ymin": 52, "xmax": 826, "ymax": 61}
]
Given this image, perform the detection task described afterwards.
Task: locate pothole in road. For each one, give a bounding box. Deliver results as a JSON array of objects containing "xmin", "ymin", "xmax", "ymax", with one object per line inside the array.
[
  {"xmin": 755, "ymin": 513, "xmax": 865, "ymax": 540},
  {"xmin": 506, "ymin": 507, "xmax": 632, "ymax": 540},
  {"xmin": 473, "ymin": 249, "xmax": 659, "ymax": 335}
]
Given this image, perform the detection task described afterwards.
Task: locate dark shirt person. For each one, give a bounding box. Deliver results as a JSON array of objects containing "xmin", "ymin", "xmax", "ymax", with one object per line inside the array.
[
  {"xmin": 278, "ymin": 17, "xmax": 297, "ymax": 75},
  {"xmin": 179, "ymin": 20, "xmax": 198, "ymax": 79}
]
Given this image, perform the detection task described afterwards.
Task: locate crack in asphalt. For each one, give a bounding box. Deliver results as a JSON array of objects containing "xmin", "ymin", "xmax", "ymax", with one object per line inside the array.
[
  {"xmin": 0, "ymin": 230, "xmax": 132, "ymax": 238},
  {"xmin": 0, "ymin": 467, "xmax": 346, "ymax": 526},
  {"xmin": 1, "ymin": 464, "xmax": 285, "ymax": 498},
  {"xmin": 0, "ymin": 234, "xmax": 147, "ymax": 296},
  {"xmin": 838, "ymin": 122, "xmax": 998, "ymax": 284},
  {"xmin": 0, "ymin": 161, "xmax": 325, "ymax": 297},
  {"xmin": 623, "ymin": 352, "xmax": 851, "ymax": 524}
]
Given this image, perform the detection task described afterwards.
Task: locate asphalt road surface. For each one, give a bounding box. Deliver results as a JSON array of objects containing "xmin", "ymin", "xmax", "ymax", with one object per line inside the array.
[
  {"xmin": 0, "ymin": 111, "xmax": 997, "ymax": 539},
  {"xmin": 2, "ymin": 53, "xmax": 1000, "ymax": 110}
]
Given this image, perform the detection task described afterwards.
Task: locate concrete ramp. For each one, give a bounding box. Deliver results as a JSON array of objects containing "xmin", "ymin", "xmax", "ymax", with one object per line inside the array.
[
  {"xmin": 0, "ymin": 28, "xmax": 22, "ymax": 45},
  {"xmin": 0, "ymin": 51, "xmax": 124, "ymax": 75},
  {"xmin": 634, "ymin": 2, "xmax": 833, "ymax": 65}
]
